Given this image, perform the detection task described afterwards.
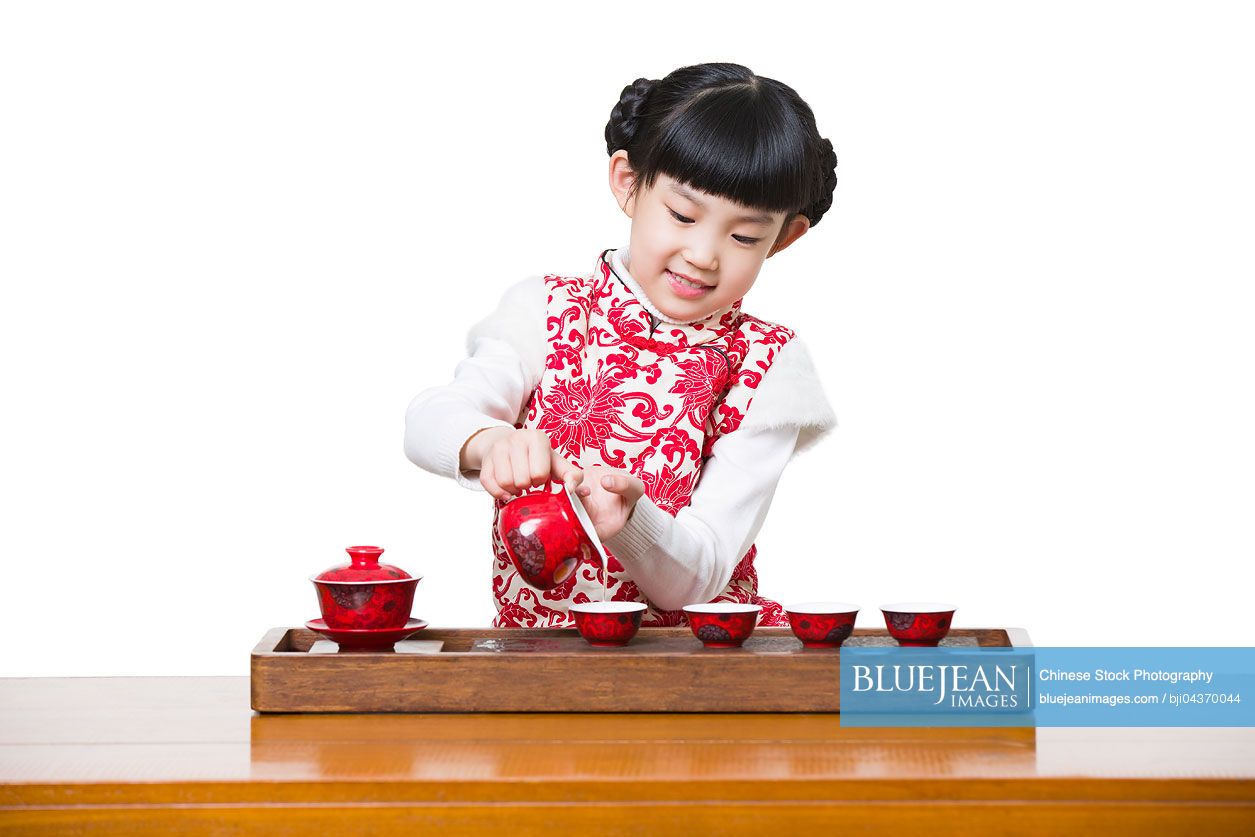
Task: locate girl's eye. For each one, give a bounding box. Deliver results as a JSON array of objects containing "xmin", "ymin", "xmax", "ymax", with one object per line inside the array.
[{"xmin": 669, "ymin": 207, "xmax": 761, "ymax": 245}]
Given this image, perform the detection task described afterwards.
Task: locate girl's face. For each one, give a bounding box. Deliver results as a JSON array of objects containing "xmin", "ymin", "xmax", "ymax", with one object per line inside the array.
[{"xmin": 610, "ymin": 151, "xmax": 811, "ymax": 322}]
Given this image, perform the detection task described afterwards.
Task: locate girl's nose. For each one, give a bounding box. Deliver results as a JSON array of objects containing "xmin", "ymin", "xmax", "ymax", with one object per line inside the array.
[{"xmin": 682, "ymin": 241, "xmax": 719, "ymax": 272}]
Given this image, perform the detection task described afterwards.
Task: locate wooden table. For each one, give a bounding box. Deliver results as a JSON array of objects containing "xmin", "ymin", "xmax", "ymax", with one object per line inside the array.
[{"xmin": 1, "ymin": 677, "xmax": 1252, "ymax": 835}]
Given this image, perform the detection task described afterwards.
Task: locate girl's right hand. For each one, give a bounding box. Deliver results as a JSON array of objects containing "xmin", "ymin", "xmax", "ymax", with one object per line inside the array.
[{"xmin": 461, "ymin": 427, "xmax": 580, "ymax": 500}]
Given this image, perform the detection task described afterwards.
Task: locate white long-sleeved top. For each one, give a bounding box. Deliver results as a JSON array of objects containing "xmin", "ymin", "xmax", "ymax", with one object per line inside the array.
[{"xmin": 404, "ymin": 249, "xmax": 836, "ymax": 611}]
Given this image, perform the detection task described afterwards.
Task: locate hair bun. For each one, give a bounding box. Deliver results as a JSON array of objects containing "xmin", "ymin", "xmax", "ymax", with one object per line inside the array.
[
  {"xmin": 803, "ymin": 137, "xmax": 839, "ymax": 227},
  {"xmin": 605, "ymin": 77, "xmax": 658, "ymax": 155}
]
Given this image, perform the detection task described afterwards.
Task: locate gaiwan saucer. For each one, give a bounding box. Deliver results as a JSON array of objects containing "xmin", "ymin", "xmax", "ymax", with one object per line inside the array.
[{"xmin": 305, "ymin": 617, "xmax": 428, "ymax": 651}]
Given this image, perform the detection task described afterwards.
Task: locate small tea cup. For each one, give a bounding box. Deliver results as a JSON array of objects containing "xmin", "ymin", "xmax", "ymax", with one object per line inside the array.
[
  {"xmin": 881, "ymin": 602, "xmax": 956, "ymax": 646},
  {"xmin": 570, "ymin": 601, "xmax": 647, "ymax": 647},
  {"xmin": 683, "ymin": 603, "xmax": 761, "ymax": 648},
  {"xmin": 785, "ymin": 602, "xmax": 860, "ymax": 648}
]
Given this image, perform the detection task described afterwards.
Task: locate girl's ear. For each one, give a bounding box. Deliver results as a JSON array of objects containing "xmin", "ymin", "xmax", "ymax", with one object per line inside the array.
[
  {"xmin": 767, "ymin": 214, "xmax": 810, "ymax": 258},
  {"xmin": 608, "ymin": 150, "xmax": 638, "ymax": 217}
]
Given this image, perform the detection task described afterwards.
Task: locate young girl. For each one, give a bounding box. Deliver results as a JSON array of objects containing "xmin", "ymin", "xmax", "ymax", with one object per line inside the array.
[{"xmin": 404, "ymin": 62, "xmax": 838, "ymax": 629}]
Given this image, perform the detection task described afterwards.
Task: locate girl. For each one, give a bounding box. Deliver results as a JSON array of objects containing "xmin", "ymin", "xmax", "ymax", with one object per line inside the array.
[{"xmin": 404, "ymin": 62, "xmax": 838, "ymax": 628}]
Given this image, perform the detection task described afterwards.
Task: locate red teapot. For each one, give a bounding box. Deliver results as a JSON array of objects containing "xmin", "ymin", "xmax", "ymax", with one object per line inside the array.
[{"xmin": 497, "ymin": 480, "xmax": 606, "ymax": 590}]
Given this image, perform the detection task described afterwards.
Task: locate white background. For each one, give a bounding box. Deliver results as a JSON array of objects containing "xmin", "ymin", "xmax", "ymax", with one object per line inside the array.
[{"xmin": 2, "ymin": 1, "xmax": 1251, "ymax": 675}]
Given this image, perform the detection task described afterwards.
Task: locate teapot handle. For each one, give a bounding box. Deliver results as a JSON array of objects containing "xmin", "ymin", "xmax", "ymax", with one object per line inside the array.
[{"xmin": 497, "ymin": 478, "xmax": 558, "ymax": 507}]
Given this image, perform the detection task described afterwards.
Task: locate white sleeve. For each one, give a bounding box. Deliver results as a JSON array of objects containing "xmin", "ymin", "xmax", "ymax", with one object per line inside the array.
[
  {"xmin": 403, "ymin": 276, "xmax": 547, "ymax": 490},
  {"xmin": 602, "ymin": 422, "xmax": 799, "ymax": 612}
]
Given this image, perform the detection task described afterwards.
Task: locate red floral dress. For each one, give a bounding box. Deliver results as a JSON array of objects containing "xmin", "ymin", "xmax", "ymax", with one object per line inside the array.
[{"xmin": 490, "ymin": 249, "xmax": 797, "ymax": 628}]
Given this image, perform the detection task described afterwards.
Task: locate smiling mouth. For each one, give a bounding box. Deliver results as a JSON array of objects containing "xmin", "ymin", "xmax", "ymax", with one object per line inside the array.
[{"xmin": 666, "ymin": 270, "xmax": 710, "ymax": 289}]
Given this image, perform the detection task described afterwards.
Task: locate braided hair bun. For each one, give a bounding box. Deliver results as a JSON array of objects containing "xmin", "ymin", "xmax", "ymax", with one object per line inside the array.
[
  {"xmin": 801, "ymin": 138, "xmax": 839, "ymax": 228},
  {"xmin": 605, "ymin": 77, "xmax": 658, "ymax": 156}
]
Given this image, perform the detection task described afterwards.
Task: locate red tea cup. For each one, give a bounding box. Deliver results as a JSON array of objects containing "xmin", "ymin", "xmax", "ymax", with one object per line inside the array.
[
  {"xmin": 310, "ymin": 546, "xmax": 420, "ymax": 630},
  {"xmin": 682, "ymin": 603, "xmax": 761, "ymax": 648},
  {"xmin": 881, "ymin": 602, "xmax": 956, "ymax": 647},
  {"xmin": 785, "ymin": 602, "xmax": 860, "ymax": 648},
  {"xmin": 497, "ymin": 480, "xmax": 607, "ymax": 590},
  {"xmin": 570, "ymin": 601, "xmax": 647, "ymax": 647}
]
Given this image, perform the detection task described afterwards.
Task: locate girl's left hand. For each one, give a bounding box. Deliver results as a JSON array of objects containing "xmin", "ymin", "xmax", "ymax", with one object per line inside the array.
[{"xmin": 570, "ymin": 466, "xmax": 645, "ymax": 541}]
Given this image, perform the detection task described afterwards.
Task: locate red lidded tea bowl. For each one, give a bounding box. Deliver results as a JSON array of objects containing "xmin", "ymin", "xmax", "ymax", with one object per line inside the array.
[{"xmin": 311, "ymin": 546, "xmax": 420, "ymax": 630}]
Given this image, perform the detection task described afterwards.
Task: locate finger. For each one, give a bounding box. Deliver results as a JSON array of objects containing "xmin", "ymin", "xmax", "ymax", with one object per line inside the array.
[
  {"xmin": 526, "ymin": 433, "xmax": 551, "ymax": 487},
  {"xmin": 549, "ymin": 450, "xmax": 575, "ymax": 481},
  {"xmin": 479, "ymin": 459, "xmax": 506, "ymax": 500},
  {"xmin": 552, "ymin": 454, "xmax": 588, "ymax": 493},
  {"xmin": 509, "ymin": 443, "xmax": 531, "ymax": 492},
  {"xmin": 600, "ymin": 474, "xmax": 625, "ymax": 492},
  {"xmin": 492, "ymin": 445, "xmax": 516, "ymax": 496}
]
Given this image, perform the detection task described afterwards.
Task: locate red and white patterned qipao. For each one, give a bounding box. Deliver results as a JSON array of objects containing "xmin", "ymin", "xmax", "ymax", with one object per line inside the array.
[{"xmin": 489, "ymin": 249, "xmax": 799, "ymax": 629}]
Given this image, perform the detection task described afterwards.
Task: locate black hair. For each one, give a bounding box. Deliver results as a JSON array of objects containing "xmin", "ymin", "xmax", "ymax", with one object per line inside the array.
[{"xmin": 605, "ymin": 62, "xmax": 838, "ymax": 234}]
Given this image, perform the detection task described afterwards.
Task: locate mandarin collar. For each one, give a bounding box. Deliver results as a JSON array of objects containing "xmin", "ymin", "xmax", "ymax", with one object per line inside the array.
[{"xmin": 596, "ymin": 247, "xmax": 742, "ymax": 351}]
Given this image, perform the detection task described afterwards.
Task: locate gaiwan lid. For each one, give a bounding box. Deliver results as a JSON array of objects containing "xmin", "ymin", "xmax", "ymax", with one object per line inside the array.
[{"xmin": 313, "ymin": 545, "xmax": 414, "ymax": 583}]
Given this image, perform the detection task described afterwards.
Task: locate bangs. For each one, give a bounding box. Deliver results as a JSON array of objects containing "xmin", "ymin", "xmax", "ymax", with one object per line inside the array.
[{"xmin": 642, "ymin": 85, "xmax": 815, "ymax": 216}]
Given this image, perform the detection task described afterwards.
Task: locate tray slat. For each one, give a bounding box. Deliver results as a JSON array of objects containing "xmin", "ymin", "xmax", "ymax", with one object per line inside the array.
[{"xmin": 250, "ymin": 627, "xmax": 1024, "ymax": 713}]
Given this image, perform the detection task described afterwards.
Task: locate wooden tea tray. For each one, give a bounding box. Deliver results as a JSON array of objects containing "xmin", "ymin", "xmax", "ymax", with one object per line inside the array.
[{"xmin": 251, "ymin": 627, "xmax": 1029, "ymax": 713}]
